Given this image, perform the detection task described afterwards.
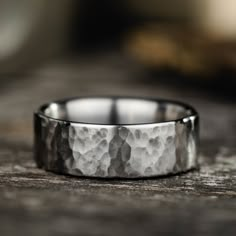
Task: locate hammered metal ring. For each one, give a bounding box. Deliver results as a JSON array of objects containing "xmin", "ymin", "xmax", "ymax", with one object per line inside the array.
[{"xmin": 34, "ymin": 97, "xmax": 199, "ymax": 178}]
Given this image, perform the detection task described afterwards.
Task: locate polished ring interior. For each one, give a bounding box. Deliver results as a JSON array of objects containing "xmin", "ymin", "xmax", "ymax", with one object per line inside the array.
[{"xmin": 34, "ymin": 97, "xmax": 199, "ymax": 178}]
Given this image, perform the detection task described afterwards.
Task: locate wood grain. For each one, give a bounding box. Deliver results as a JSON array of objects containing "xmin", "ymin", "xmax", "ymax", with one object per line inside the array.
[{"xmin": 0, "ymin": 53, "xmax": 235, "ymax": 236}]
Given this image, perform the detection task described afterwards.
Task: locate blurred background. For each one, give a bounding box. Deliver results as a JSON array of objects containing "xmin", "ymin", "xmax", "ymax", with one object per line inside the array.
[
  {"xmin": 0, "ymin": 0, "xmax": 235, "ymax": 147},
  {"xmin": 1, "ymin": 0, "xmax": 236, "ymax": 88},
  {"xmin": 1, "ymin": 0, "xmax": 236, "ymax": 82}
]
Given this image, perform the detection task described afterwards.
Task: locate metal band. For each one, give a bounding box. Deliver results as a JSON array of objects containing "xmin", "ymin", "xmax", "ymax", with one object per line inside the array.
[{"xmin": 34, "ymin": 97, "xmax": 199, "ymax": 178}]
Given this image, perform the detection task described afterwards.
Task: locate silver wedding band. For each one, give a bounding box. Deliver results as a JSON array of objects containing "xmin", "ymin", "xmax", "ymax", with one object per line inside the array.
[{"xmin": 34, "ymin": 97, "xmax": 199, "ymax": 178}]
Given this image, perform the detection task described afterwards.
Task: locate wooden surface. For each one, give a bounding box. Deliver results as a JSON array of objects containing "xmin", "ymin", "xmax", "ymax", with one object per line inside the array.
[{"xmin": 0, "ymin": 53, "xmax": 236, "ymax": 236}]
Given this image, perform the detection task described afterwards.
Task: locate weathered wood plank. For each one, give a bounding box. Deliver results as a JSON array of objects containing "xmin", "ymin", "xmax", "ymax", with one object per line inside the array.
[{"xmin": 0, "ymin": 54, "xmax": 235, "ymax": 235}]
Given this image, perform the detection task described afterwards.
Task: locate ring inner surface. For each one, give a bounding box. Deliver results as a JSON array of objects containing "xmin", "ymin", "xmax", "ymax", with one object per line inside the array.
[{"xmin": 43, "ymin": 98, "xmax": 194, "ymax": 125}]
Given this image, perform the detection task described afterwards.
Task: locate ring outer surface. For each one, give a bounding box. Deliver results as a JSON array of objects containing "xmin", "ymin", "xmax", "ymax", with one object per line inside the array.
[{"xmin": 34, "ymin": 97, "xmax": 199, "ymax": 178}]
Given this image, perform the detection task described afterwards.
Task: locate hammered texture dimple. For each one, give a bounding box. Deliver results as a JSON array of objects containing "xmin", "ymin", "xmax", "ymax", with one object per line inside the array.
[{"xmin": 34, "ymin": 114, "xmax": 199, "ymax": 178}]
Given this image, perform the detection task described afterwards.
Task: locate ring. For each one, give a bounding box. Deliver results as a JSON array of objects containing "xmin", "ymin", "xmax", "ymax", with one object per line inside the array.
[{"xmin": 34, "ymin": 97, "xmax": 199, "ymax": 178}]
